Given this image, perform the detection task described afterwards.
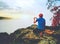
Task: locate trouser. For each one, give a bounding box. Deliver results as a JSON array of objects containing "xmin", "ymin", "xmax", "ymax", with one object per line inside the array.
[{"xmin": 33, "ymin": 28, "xmax": 45, "ymax": 36}]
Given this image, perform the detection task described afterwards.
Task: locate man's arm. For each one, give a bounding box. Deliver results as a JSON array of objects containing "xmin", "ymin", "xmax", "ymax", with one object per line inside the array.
[{"xmin": 33, "ymin": 17, "xmax": 37, "ymax": 23}]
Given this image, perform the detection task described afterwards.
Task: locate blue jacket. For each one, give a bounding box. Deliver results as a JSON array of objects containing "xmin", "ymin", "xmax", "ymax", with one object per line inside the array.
[{"xmin": 36, "ymin": 17, "xmax": 45, "ymax": 30}]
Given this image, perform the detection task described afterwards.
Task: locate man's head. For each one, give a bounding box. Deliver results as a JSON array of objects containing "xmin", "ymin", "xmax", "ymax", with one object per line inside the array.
[{"xmin": 39, "ymin": 13, "xmax": 43, "ymax": 18}]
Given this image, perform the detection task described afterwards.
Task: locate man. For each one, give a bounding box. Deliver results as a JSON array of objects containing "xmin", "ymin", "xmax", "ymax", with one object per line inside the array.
[{"xmin": 33, "ymin": 13, "xmax": 45, "ymax": 38}]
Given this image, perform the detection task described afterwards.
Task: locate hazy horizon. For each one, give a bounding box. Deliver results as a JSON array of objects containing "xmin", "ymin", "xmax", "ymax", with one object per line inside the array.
[{"xmin": 0, "ymin": 0, "xmax": 60, "ymax": 34}]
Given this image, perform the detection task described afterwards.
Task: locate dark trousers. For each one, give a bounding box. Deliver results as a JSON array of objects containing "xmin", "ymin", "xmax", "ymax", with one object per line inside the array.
[{"xmin": 33, "ymin": 28, "xmax": 45, "ymax": 36}]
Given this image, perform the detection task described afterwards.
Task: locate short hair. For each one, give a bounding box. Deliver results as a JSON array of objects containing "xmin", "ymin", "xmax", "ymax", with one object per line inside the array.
[{"xmin": 39, "ymin": 13, "xmax": 43, "ymax": 17}]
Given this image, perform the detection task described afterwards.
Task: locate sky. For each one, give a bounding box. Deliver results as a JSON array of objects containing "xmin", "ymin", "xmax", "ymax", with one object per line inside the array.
[
  {"xmin": 0, "ymin": 0, "xmax": 53, "ymax": 25},
  {"xmin": 0, "ymin": 0, "xmax": 60, "ymax": 34}
]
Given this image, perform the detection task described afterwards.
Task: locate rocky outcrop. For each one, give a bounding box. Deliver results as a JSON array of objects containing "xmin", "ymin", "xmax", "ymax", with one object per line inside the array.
[
  {"xmin": 0, "ymin": 24, "xmax": 60, "ymax": 44},
  {"xmin": 0, "ymin": 32, "xmax": 11, "ymax": 44}
]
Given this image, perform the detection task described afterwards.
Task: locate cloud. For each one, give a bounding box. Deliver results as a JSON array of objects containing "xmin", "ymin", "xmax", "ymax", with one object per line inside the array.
[
  {"xmin": 0, "ymin": 1, "xmax": 9, "ymax": 10},
  {"xmin": 0, "ymin": 1, "xmax": 21, "ymax": 11},
  {"xmin": 14, "ymin": 0, "xmax": 35, "ymax": 7},
  {"xmin": 1, "ymin": 0, "xmax": 35, "ymax": 9}
]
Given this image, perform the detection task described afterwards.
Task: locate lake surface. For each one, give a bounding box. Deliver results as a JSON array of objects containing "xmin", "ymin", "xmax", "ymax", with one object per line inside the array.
[{"xmin": 0, "ymin": 19, "xmax": 33, "ymax": 34}]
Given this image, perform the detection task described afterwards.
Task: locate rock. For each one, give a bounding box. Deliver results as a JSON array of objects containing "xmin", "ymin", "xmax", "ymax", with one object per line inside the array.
[{"xmin": 0, "ymin": 24, "xmax": 60, "ymax": 44}]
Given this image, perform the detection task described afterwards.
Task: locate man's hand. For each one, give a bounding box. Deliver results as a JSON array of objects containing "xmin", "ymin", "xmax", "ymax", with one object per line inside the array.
[{"xmin": 34, "ymin": 21, "xmax": 36, "ymax": 23}]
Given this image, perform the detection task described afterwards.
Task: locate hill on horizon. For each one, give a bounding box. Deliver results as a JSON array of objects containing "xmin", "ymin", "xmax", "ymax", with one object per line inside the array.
[{"xmin": 0, "ymin": 16, "xmax": 12, "ymax": 20}]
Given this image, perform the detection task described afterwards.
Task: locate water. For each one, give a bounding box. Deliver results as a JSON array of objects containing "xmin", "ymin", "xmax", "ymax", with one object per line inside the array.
[{"xmin": 0, "ymin": 19, "xmax": 33, "ymax": 34}]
